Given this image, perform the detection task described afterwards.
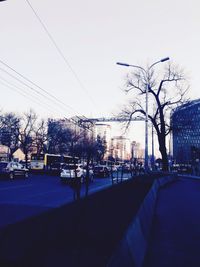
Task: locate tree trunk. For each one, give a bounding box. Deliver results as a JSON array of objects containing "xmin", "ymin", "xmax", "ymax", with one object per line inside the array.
[
  {"xmin": 85, "ymin": 156, "xmax": 90, "ymax": 197},
  {"xmin": 157, "ymin": 102, "xmax": 169, "ymax": 172},
  {"xmin": 25, "ymin": 151, "xmax": 29, "ymax": 169},
  {"xmin": 158, "ymin": 134, "xmax": 169, "ymax": 171}
]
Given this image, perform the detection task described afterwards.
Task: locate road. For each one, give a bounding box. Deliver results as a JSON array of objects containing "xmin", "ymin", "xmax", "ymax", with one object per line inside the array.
[{"xmin": 0, "ymin": 172, "xmax": 131, "ymax": 228}]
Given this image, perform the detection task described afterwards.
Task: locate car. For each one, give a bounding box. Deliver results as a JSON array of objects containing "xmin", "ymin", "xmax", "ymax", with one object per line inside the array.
[
  {"xmin": 19, "ymin": 160, "xmax": 31, "ymax": 170},
  {"xmin": 60, "ymin": 164, "xmax": 85, "ymax": 184},
  {"xmin": 109, "ymin": 165, "xmax": 118, "ymax": 172},
  {"xmin": 93, "ymin": 165, "xmax": 109, "ymax": 177},
  {"xmin": 83, "ymin": 166, "xmax": 94, "ymax": 182},
  {"xmin": 49, "ymin": 162, "xmax": 64, "ymax": 175},
  {"xmin": 0, "ymin": 161, "xmax": 29, "ymax": 179},
  {"xmin": 122, "ymin": 164, "xmax": 131, "ymax": 173}
]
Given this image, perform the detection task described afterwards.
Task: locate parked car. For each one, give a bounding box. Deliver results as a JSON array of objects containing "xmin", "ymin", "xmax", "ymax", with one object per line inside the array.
[
  {"xmin": 122, "ymin": 164, "xmax": 131, "ymax": 173},
  {"xmin": 0, "ymin": 161, "xmax": 29, "ymax": 179},
  {"xmin": 60, "ymin": 164, "xmax": 85, "ymax": 183},
  {"xmin": 93, "ymin": 165, "xmax": 109, "ymax": 177},
  {"xmin": 50, "ymin": 162, "xmax": 61, "ymax": 171},
  {"xmin": 83, "ymin": 166, "xmax": 94, "ymax": 182},
  {"xmin": 111, "ymin": 165, "xmax": 118, "ymax": 172},
  {"xmin": 19, "ymin": 160, "xmax": 31, "ymax": 170},
  {"xmin": 49, "ymin": 162, "xmax": 65, "ymax": 174},
  {"xmin": 171, "ymin": 164, "xmax": 192, "ymax": 174}
]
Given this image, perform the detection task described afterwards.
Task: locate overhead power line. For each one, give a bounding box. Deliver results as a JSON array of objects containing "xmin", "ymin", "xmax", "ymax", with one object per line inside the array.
[
  {"xmin": 0, "ymin": 75, "xmax": 92, "ymax": 131},
  {"xmin": 25, "ymin": 0, "xmax": 96, "ymax": 108},
  {"xmin": 0, "ymin": 74, "xmax": 59, "ymax": 114},
  {"xmin": 0, "ymin": 59, "xmax": 77, "ymax": 115},
  {"xmin": 0, "ymin": 61, "xmax": 91, "ymax": 130},
  {"xmin": 0, "ymin": 64, "xmax": 72, "ymax": 115},
  {"xmin": 0, "ymin": 79, "xmax": 55, "ymax": 114}
]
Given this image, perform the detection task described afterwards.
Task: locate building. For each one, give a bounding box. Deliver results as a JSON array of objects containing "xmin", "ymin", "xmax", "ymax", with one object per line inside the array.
[
  {"xmin": 171, "ymin": 99, "xmax": 200, "ymax": 163},
  {"xmin": 0, "ymin": 145, "xmax": 10, "ymax": 161},
  {"xmin": 110, "ymin": 136, "xmax": 131, "ymax": 161},
  {"xmin": 12, "ymin": 148, "xmax": 25, "ymax": 161},
  {"xmin": 131, "ymin": 141, "xmax": 144, "ymax": 161}
]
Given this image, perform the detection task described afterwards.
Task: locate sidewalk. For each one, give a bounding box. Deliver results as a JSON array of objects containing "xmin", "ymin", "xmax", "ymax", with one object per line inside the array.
[{"xmin": 144, "ymin": 177, "xmax": 200, "ymax": 267}]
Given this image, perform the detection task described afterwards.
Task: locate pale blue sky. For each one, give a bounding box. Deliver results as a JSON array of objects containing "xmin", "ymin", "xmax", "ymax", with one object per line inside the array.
[{"xmin": 0, "ymin": 0, "xmax": 199, "ymax": 151}]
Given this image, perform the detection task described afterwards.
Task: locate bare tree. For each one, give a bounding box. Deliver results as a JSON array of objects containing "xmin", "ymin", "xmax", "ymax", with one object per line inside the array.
[
  {"xmin": 95, "ymin": 135, "xmax": 107, "ymax": 163},
  {"xmin": 119, "ymin": 63, "xmax": 189, "ymax": 171},
  {"xmin": 0, "ymin": 112, "xmax": 20, "ymax": 159},
  {"xmin": 74, "ymin": 130, "xmax": 106, "ymax": 197},
  {"xmin": 17, "ymin": 110, "xmax": 37, "ymax": 167},
  {"xmin": 34, "ymin": 119, "xmax": 48, "ymax": 154},
  {"xmin": 47, "ymin": 119, "xmax": 74, "ymax": 155}
]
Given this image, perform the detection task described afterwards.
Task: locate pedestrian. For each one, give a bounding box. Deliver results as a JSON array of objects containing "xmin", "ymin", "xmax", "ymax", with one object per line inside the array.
[
  {"xmin": 194, "ymin": 158, "xmax": 200, "ymax": 176},
  {"xmin": 74, "ymin": 175, "xmax": 81, "ymax": 200}
]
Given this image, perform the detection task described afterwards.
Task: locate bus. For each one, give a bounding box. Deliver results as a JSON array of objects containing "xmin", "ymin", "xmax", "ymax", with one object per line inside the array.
[{"xmin": 30, "ymin": 153, "xmax": 79, "ymax": 171}]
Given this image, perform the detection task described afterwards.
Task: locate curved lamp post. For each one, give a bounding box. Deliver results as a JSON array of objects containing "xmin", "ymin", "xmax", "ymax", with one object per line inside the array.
[{"xmin": 117, "ymin": 57, "xmax": 169, "ymax": 172}]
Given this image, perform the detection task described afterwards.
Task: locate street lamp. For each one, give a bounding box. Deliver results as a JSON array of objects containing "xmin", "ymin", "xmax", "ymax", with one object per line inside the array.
[{"xmin": 117, "ymin": 57, "xmax": 170, "ymax": 172}]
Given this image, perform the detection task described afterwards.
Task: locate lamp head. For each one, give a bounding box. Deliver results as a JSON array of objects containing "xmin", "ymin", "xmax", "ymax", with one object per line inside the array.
[
  {"xmin": 116, "ymin": 62, "xmax": 130, "ymax": 67},
  {"xmin": 160, "ymin": 57, "xmax": 170, "ymax": 62}
]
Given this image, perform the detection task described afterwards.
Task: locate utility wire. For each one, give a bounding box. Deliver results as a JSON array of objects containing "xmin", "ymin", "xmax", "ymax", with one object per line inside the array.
[
  {"xmin": 0, "ymin": 64, "xmax": 80, "ymax": 118},
  {"xmin": 0, "ymin": 59, "xmax": 77, "ymax": 115},
  {"xmin": 0, "ymin": 62, "xmax": 91, "ymax": 130},
  {"xmin": 0, "ymin": 74, "xmax": 59, "ymax": 114},
  {"xmin": 25, "ymin": 0, "xmax": 96, "ymax": 109},
  {"xmin": 0, "ymin": 65, "xmax": 64, "ymax": 112},
  {"xmin": 0, "ymin": 79, "xmax": 54, "ymax": 114},
  {"xmin": 0, "ymin": 74, "xmax": 90, "ymax": 130},
  {"xmin": 0, "ymin": 59, "xmax": 91, "ymax": 123},
  {"xmin": 0, "ymin": 77, "xmax": 92, "ymax": 131}
]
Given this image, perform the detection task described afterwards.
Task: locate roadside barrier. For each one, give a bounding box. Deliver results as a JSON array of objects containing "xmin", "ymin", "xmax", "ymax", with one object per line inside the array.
[{"xmin": 107, "ymin": 174, "xmax": 178, "ymax": 267}]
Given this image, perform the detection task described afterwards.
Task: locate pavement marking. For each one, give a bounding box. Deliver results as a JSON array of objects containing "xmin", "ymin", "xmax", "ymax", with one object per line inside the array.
[{"xmin": 0, "ymin": 184, "xmax": 33, "ymax": 191}]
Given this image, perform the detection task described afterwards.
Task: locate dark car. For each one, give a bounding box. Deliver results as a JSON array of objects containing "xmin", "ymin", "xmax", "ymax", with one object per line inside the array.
[
  {"xmin": 122, "ymin": 164, "xmax": 131, "ymax": 173},
  {"xmin": 93, "ymin": 166, "xmax": 109, "ymax": 177},
  {"xmin": 0, "ymin": 161, "xmax": 29, "ymax": 179},
  {"xmin": 50, "ymin": 162, "xmax": 61, "ymax": 171},
  {"xmin": 19, "ymin": 160, "xmax": 31, "ymax": 170},
  {"xmin": 49, "ymin": 162, "xmax": 66, "ymax": 175}
]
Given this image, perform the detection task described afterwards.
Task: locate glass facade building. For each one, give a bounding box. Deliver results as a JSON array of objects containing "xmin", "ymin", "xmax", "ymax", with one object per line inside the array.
[{"xmin": 172, "ymin": 99, "xmax": 200, "ymax": 163}]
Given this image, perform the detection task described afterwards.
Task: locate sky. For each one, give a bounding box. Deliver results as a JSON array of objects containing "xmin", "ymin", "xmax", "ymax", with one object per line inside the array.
[{"xmin": 0, "ymin": 0, "xmax": 200, "ymax": 153}]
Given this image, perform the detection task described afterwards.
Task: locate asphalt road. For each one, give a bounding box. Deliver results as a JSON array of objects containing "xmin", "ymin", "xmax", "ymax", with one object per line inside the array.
[{"xmin": 0, "ymin": 172, "xmax": 131, "ymax": 228}]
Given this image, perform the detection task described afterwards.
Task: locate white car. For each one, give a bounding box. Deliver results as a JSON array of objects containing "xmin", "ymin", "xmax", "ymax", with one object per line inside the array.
[
  {"xmin": 0, "ymin": 161, "xmax": 29, "ymax": 179},
  {"xmin": 60, "ymin": 164, "xmax": 94, "ymax": 184},
  {"xmin": 60, "ymin": 164, "xmax": 85, "ymax": 183}
]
